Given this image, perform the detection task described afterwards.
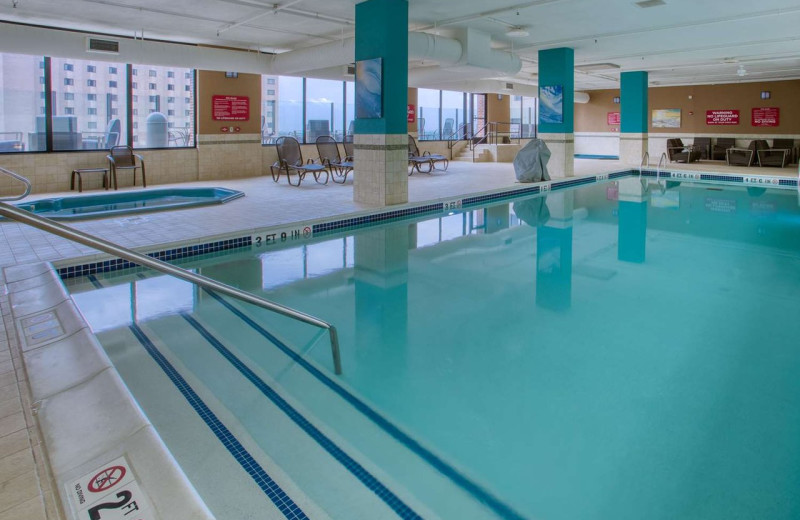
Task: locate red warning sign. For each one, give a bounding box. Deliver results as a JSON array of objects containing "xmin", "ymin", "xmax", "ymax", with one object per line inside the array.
[{"xmin": 88, "ymin": 466, "xmax": 127, "ymax": 493}]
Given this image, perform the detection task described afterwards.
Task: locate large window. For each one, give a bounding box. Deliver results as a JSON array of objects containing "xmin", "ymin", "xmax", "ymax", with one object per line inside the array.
[
  {"xmin": 305, "ymin": 78, "xmax": 344, "ymax": 142},
  {"xmin": 0, "ymin": 53, "xmax": 44, "ymax": 152},
  {"xmin": 277, "ymin": 76, "xmax": 303, "ymax": 140},
  {"xmin": 50, "ymin": 57, "xmax": 127, "ymax": 151},
  {"xmin": 441, "ymin": 90, "xmax": 466, "ymax": 139},
  {"xmin": 417, "ymin": 88, "xmax": 440, "ymax": 140},
  {"xmin": 131, "ymin": 64, "xmax": 194, "ymax": 148},
  {"xmin": 1, "ymin": 52, "xmax": 195, "ymax": 153},
  {"xmin": 510, "ymin": 95, "xmax": 537, "ymax": 138}
]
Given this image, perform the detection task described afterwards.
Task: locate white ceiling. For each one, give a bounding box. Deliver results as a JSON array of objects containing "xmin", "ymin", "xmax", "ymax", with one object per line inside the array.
[{"xmin": 1, "ymin": 0, "xmax": 799, "ymax": 90}]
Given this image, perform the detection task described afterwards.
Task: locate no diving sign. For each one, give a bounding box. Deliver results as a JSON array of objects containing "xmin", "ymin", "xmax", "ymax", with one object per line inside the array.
[{"xmin": 69, "ymin": 456, "xmax": 155, "ymax": 520}]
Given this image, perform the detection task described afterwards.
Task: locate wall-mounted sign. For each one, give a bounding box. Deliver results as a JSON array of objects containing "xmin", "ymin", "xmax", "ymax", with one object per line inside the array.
[
  {"xmin": 407, "ymin": 104, "xmax": 416, "ymax": 123},
  {"xmin": 752, "ymin": 107, "xmax": 779, "ymax": 127},
  {"xmin": 212, "ymin": 95, "xmax": 249, "ymax": 121},
  {"xmin": 706, "ymin": 110, "xmax": 739, "ymax": 125},
  {"xmin": 607, "ymin": 112, "xmax": 620, "ymax": 125}
]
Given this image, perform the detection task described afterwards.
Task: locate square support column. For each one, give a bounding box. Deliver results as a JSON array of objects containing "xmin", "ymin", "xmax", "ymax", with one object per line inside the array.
[
  {"xmin": 620, "ymin": 71, "xmax": 649, "ymax": 165},
  {"xmin": 538, "ymin": 48, "xmax": 574, "ymax": 178},
  {"xmin": 354, "ymin": 0, "xmax": 408, "ymax": 206}
]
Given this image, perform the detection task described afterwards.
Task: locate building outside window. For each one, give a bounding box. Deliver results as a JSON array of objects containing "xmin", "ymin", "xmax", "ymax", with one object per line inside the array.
[
  {"xmin": 50, "ymin": 56, "xmax": 128, "ymax": 151},
  {"xmin": 131, "ymin": 64, "xmax": 194, "ymax": 147},
  {"xmin": 64, "ymin": 78, "xmax": 74, "ymax": 86},
  {"xmin": 63, "ymin": 63, "xmax": 73, "ymax": 71},
  {"xmin": 305, "ymin": 78, "xmax": 343, "ymax": 142},
  {"xmin": 0, "ymin": 52, "xmax": 46, "ymax": 151}
]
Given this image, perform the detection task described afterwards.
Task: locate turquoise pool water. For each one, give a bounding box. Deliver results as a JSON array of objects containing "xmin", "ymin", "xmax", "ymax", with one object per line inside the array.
[
  {"xmin": 13, "ymin": 187, "xmax": 243, "ymax": 219},
  {"xmin": 68, "ymin": 177, "xmax": 800, "ymax": 520}
]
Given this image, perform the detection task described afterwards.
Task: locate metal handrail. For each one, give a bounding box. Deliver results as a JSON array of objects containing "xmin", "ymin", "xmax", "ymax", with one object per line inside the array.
[
  {"xmin": 656, "ymin": 152, "xmax": 668, "ymax": 182},
  {"xmin": 639, "ymin": 151, "xmax": 650, "ymax": 177},
  {"xmin": 0, "ymin": 166, "xmax": 32, "ymax": 201},
  {"xmin": 470, "ymin": 121, "xmax": 494, "ymax": 162},
  {"xmin": 0, "ymin": 173, "xmax": 342, "ymax": 374},
  {"xmin": 446, "ymin": 122, "xmax": 470, "ymax": 150}
]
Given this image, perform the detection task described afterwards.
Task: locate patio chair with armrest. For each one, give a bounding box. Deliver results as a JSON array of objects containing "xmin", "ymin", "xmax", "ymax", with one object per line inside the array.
[
  {"xmin": 270, "ymin": 136, "xmax": 329, "ymax": 186},
  {"xmin": 692, "ymin": 137, "xmax": 711, "ymax": 160},
  {"xmin": 711, "ymin": 137, "xmax": 735, "ymax": 160},
  {"xmin": 107, "ymin": 145, "xmax": 146, "ymax": 189},
  {"xmin": 666, "ymin": 138, "xmax": 701, "ymax": 163},
  {"xmin": 83, "ymin": 118, "xmax": 121, "ymax": 150},
  {"xmin": 771, "ymin": 139, "xmax": 797, "ymax": 165},
  {"xmin": 758, "ymin": 139, "xmax": 791, "ymax": 167},
  {"xmin": 727, "ymin": 140, "xmax": 768, "ymax": 167},
  {"xmin": 408, "ymin": 135, "xmax": 449, "ymax": 175},
  {"xmin": 316, "ymin": 136, "xmax": 353, "ymax": 184}
]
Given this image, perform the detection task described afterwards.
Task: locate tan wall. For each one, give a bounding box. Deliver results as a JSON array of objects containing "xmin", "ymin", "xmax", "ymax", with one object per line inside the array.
[
  {"xmin": 486, "ymin": 94, "xmax": 511, "ymax": 123},
  {"xmin": 407, "ymin": 88, "xmax": 418, "ymax": 134},
  {"xmin": 575, "ymin": 89, "xmax": 620, "ymax": 133},
  {"xmin": 197, "ymin": 71, "xmax": 261, "ymax": 135},
  {"xmin": 575, "ymin": 79, "xmax": 800, "ymax": 135}
]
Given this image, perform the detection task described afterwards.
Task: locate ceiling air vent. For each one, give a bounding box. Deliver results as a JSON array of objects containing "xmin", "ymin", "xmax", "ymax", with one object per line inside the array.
[
  {"xmin": 635, "ymin": 0, "xmax": 665, "ymax": 7},
  {"xmin": 505, "ymin": 82, "xmax": 514, "ymax": 90},
  {"xmin": 86, "ymin": 37, "xmax": 120, "ymax": 54},
  {"xmin": 346, "ymin": 64, "xmax": 355, "ymax": 76}
]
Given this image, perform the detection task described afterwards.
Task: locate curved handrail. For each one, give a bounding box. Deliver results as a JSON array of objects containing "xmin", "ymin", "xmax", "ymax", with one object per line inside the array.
[
  {"xmin": 656, "ymin": 152, "xmax": 667, "ymax": 182},
  {"xmin": 0, "ymin": 194, "xmax": 342, "ymax": 374},
  {"xmin": 0, "ymin": 166, "xmax": 32, "ymax": 201},
  {"xmin": 639, "ymin": 151, "xmax": 650, "ymax": 177}
]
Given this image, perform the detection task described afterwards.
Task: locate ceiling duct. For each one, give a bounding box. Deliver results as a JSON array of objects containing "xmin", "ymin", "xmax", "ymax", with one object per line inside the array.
[{"xmin": 268, "ymin": 29, "xmax": 520, "ymax": 78}]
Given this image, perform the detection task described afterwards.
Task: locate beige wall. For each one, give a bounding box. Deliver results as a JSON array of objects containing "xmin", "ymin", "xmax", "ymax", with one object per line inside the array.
[
  {"xmin": 197, "ymin": 71, "xmax": 262, "ymax": 135},
  {"xmin": 575, "ymin": 79, "xmax": 800, "ymax": 135}
]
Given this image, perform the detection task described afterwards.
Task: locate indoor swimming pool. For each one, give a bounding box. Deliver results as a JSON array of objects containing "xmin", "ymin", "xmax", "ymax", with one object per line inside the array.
[{"xmin": 66, "ymin": 177, "xmax": 800, "ymax": 520}]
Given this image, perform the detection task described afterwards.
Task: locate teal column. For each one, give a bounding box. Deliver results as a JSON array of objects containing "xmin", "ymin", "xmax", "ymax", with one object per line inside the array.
[
  {"xmin": 354, "ymin": 0, "xmax": 408, "ymax": 135},
  {"xmin": 619, "ymin": 71, "xmax": 649, "ymax": 164},
  {"xmin": 538, "ymin": 48, "xmax": 574, "ymax": 177},
  {"xmin": 353, "ymin": 0, "xmax": 409, "ymax": 206}
]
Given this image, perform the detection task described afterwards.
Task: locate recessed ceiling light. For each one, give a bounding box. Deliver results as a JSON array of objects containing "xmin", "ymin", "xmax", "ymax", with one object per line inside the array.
[{"xmin": 506, "ymin": 27, "xmax": 529, "ymax": 38}]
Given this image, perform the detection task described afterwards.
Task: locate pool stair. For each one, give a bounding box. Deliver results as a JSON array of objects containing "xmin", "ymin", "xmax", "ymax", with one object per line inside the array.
[
  {"xmin": 3, "ymin": 262, "xmax": 214, "ymax": 520},
  {"xmin": 69, "ymin": 268, "xmax": 528, "ymax": 520}
]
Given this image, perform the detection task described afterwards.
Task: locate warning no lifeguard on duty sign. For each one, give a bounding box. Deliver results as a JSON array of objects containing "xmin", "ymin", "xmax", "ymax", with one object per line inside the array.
[{"xmin": 68, "ymin": 456, "xmax": 155, "ymax": 520}]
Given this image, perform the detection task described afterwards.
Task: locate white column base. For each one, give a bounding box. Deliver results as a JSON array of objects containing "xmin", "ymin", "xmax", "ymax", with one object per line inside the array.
[
  {"xmin": 619, "ymin": 133, "xmax": 649, "ymax": 165},
  {"xmin": 353, "ymin": 134, "xmax": 408, "ymax": 206},
  {"xmin": 540, "ymin": 133, "xmax": 574, "ymax": 178}
]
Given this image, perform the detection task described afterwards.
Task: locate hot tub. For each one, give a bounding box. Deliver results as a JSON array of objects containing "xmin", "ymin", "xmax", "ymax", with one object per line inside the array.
[{"xmin": 13, "ymin": 187, "xmax": 244, "ymax": 220}]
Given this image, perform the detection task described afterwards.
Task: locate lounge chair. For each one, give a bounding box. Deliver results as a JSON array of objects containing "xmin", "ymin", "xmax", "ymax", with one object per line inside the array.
[
  {"xmin": 666, "ymin": 138, "xmax": 701, "ymax": 163},
  {"xmin": 343, "ymin": 135, "xmax": 354, "ymax": 161},
  {"xmin": 408, "ymin": 135, "xmax": 449, "ymax": 175},
  {"xmin": 757, "ymin": 140, "xmax": 791, "ymax": 168},
  {"xmin": 316, "ymin": 136, "xmax": 353, "ymax": 184},
  {"xmin": 692, "ymin": 137, "xmax": 711, "ymax": 160},
  {"xmin": 727, "ymin": 140, "xmax": 768, "ymax": 167},
  {"xmin": 711, "ymin": 137, "xmax": 735, "ymax": 160},
  {"xmin": 271, "ymin": 136, "xmax": 329, "ymax": 186},
  {"xmin": 107, "ymin": 145, "xmax": 146, "ymax": 189}
]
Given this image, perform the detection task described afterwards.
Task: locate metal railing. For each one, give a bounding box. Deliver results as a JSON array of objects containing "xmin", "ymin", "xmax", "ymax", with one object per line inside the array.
[
  {"xmin": 656, "ymin": 152, "xmax": 668, "ymax": 182},
  {"xmin": 445, "ymin": 122, "xmax": 471, "ymax": 159},
  {"xmin": 0, "ymin": 168, "xmax": 342, "ymax": 374},
  {"xmin": 639, "ymin": 151, "xmax": 649, "ymax": 177},
  {"xmin": 0, "ymin": 166, "xmax": 32, "ymax": 202},
  {"xmin": 469, "ymin": 121, "xmax": 524, "ymax": 162}
]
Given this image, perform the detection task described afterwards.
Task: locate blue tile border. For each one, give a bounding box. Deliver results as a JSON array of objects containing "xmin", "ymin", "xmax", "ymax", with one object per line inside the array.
[
  {"xmin": 203, "ymin": 289, "xmax": 527, "ymax": 520},
  {"xmin": 56, "ymin": 168, "xmax": 798, "ymax": 279},
  {"xmin": 179, "ymin": 312, "xmax": 424, "ymax": 520},
  {"xmin": 58, "ymin": 237, "xmax": 251, "ymax": 279},
  {"xmin": 128, "ymin": 323, "xmax": 310, "ymax": 520}
]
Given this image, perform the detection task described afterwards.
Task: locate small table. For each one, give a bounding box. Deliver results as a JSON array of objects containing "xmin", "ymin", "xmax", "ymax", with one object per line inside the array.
[{"xmin": 71, "ymin": 168, "xmax": 109, "ymax": 192}]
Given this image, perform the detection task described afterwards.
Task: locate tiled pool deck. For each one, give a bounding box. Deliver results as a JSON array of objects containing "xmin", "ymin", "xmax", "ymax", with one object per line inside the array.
[{"xmin": 0, "ymin": 158, "xmax": 797, "ymax": 519}]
